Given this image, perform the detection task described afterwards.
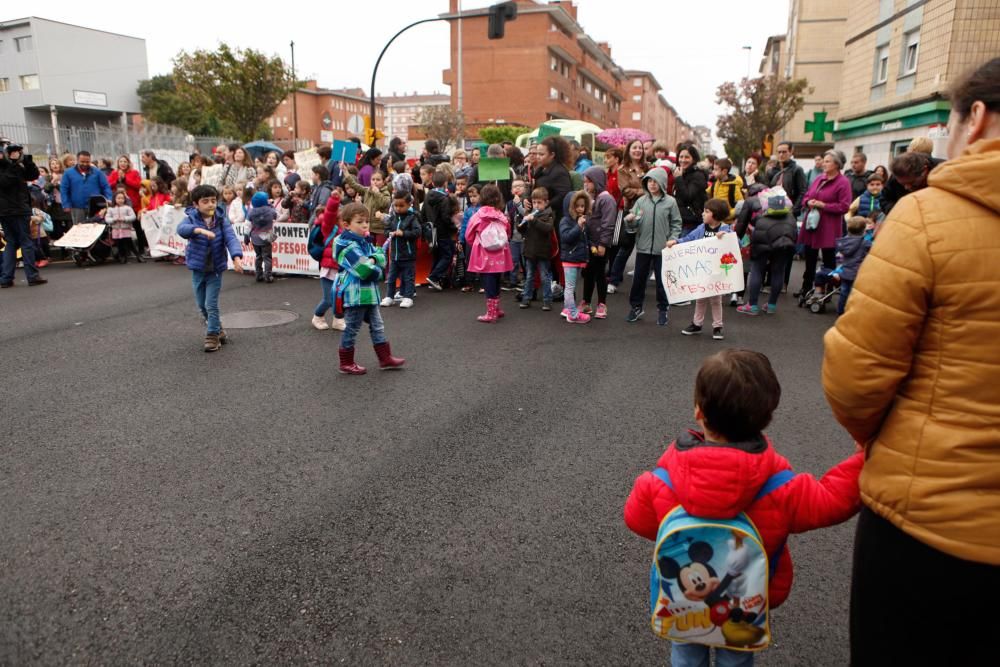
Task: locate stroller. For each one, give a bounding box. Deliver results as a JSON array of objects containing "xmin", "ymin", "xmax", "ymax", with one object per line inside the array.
[
  {"xmin": 69, "ymin": 195, "xmax": 114, "ymax": 267},
  {"xmin": 797, "ymin": 276, "xmax": 841, "ymax": 313}
]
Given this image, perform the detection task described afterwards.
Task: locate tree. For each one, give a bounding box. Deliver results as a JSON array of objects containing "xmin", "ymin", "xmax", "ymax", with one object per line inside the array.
[
  {"xmin": 137, "ymin": 74, "xmax": 230, "ymax": 136},
  {"xmin": 715, "ymin": 76, "xmax": 811, "ymax": 166},
  {"xmin": 416, "ymin": 106, "xmax": 465, "ymax": 151},
  {"xmin": 478, "ymin": 125, "xmax": 531, "ymax": 146},
  {"xmin": 171, "ymin": 44, "xmax": 292, "ymax": 141}
]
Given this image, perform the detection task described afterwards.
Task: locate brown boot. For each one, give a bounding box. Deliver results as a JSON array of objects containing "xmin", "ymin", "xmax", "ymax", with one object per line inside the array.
[
  {"xmin": 373, "ymin": 342, "xmax": 405, "ymax": 370},
  {"xmin": 218, "ymin": 329, "xmax": 228, "ymax": 345},
  {"xmin": 204, "ymin": 333, "xmax": 221, "ymax": 352}
]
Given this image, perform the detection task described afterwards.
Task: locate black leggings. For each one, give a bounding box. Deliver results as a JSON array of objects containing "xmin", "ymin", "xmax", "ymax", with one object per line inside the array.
[
  {"xmin": 851, "ymin": 507, "xmax": 999, "ymax": 665},
  {"xmin": 583, "ymin": 253, "xmax": 608, "ymax": 305},
  {"xmin": 802, "ymin": 247, "xmax": 836, "ymax": 292}
]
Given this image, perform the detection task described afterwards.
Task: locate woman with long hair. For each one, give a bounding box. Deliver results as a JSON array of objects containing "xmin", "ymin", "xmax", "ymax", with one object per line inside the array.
[
  {"xmin": 222, "ymin": 147, "xmax": 256, "ymax": 187},
  {"xmin": 607, "ymin": 139, "xmax": 648, "ymax": 290},
  {"xmin": 673, "ymin": 143, "xmax": 709, "ymax": 236}
]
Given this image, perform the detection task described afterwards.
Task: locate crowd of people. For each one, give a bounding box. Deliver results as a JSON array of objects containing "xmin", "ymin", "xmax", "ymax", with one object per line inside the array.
[{"xmin": 0, "ymin": 56, "xmax": 997, "ymax": 665}]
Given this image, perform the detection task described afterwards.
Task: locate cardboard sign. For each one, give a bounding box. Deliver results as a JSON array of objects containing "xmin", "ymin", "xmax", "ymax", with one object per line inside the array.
[
  {"xmin": 661, "ymin": 233, "xmax": 745, "ymax": 303},
  {"xmin": 52, "ymin": 223, "xmax": 105, "ymax": 248},
  {"xmin": 478, "ymin": 157, "xmax": 511, "ymax": 181},
  {"xmin": 331, "ymin": 140, "xmax": 357, "ymax": 165},
  {"xmin": 201, "ymin": 164, "xmax": 224, "ymax": 188},
  {"xmin": 294, "ymin": 147, "xmax": 322, "ymax": 172}
]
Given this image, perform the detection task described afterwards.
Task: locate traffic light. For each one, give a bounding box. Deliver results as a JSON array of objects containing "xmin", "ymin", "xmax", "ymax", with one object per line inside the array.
[
  {"xmin": 761, "ymin": 133, "xmax": 774, "ymax": 159},
  {"xmin": 488, "ymin": 1, "xmax": 518, "ymax": 39}
]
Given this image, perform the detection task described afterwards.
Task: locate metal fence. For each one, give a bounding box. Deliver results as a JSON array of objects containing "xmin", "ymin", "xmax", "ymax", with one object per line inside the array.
[{"xmin": 0, "ymin": 121, "xmax": 236, "ymax": 163}]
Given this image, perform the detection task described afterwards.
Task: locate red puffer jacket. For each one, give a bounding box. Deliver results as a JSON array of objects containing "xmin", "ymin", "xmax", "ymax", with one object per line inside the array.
[
  {"xmin": 624, "ymin": 430, "xmax": 863, "ymax": 608},
  {"xmin": 316, "ymin": 194, "xmax": 342, "ymax": 270}
]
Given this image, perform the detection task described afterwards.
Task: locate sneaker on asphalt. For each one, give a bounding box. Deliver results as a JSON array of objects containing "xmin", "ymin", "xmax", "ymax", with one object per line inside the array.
[
  {"xmin": 394, "ymin": 291, "xmax": 402, "ymax": 301},
  {"xmin": 673, "ymin": 300, "xmax": 691, "ymax": 307},
  {"xmin": 541, "ymin": 303, "xmax": 552, "ymax": 311},
  {"xmin": 657, "ymin": 310, "xmax": 669, "ymax": 326},
  {"xmin": 681, "ymin": 323, "xmax": 703, "ymax": 335},
  {"xmin": 380, "ymin": 297, "xmax": 394, "ymax": 307},
  {"xmin": 595, "ymin": 303, "xmax": 608, "ymax": 319},
  {"xmin": 519, "ymin": 302, "xmax": 530, "ymax": 309},
  {"xmin": 311, "ymin": 315, "xmax": 330, "ymax": 330},
  {"xmin": 766, "ymin": 304, "xmax": 777, "ymax": 314},
  {"xmin": 500, "ymin": 284, "xmax": 514, "ymax": 292},
  {"xmin": 27, "ymin": 278, "xmax": 48, "ymax": 286},
  {"xmin": 567, "ymin": 311, "xmax": 591, "ymax": 324},
  {"xmin": 713, "ymin": 327, "xmax": 725, "ymax": 340},
  {"xmin": 399, "ymin": 298, "xmax": 414, "ymax": 308},
  {"xmin": 626, "ymin": 307, "xmax": 644, "ymax": 323},
  {"xmin": 560, "ymin": 308, "xmax": 570, "ymax": 319},
  {"xmin": 330, "ymin": 318, "xmax": 347, "ymax": 331},
  {"xmin": 607, "ymin": 284, "xmax": 617, "ymax": 294},
  {"xmin": 729, "ymin": 294, "xmax": 739, "ymax": 307},
  {"xmin": 761, "ymin": 286, "xmax": 771, "ymax": 294},
  {"xmin": 737, "ymin": 304, "xmax": 760, "ymax": 316},
  {"xmin": 426, "ymin": 277, "xmax": 443, "ymax": 291},
  {"xmin": 580, "ymin": 301, "xmax": 593, "ymax": 314},
  {"xmin": 203, "ymin": 333, "xmax": 221, "ymax": 352}
]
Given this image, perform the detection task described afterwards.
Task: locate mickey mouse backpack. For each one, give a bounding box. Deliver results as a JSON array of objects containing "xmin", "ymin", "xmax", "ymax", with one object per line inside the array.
[{"xmin": 647, "ymin": 467, "xmax": 793, "ymax": 652}]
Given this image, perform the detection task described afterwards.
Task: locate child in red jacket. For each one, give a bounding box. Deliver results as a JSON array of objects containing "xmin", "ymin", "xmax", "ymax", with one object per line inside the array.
[
  {"xmin": 311, "ymin": 194, "xmax": 346, "ymax": 331},
  {"xmin": 624, "ymin": 349, "xmax": 862, "ymax": 666}
]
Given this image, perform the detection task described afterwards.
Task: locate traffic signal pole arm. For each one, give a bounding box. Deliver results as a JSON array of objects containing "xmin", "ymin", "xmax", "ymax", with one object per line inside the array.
[{"xmin": 368, "ymin": 3, "xmax": 514, "ymax": 148}]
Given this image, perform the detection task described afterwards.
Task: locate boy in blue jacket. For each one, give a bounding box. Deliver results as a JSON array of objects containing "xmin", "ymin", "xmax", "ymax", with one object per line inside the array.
[
  {"xmin": 812, "ymin": 216, "xmax": 872, "ymax": 315},
  {"xmin": 381, "ymin": 191, "xmax": 422, "ymax": 309},
  {"xmin": 666, "ymin": 199, "xmax": 732, "ymax": 340},
  {"xmin": 177, "ymin": 185, "xmax": 244, "ymax": 352}
]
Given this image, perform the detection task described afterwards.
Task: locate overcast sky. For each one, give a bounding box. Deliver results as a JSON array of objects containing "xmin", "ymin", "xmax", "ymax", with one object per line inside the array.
[{"xmin": 19, "ymin": 1, "xmax": 789, "ymax": 144}]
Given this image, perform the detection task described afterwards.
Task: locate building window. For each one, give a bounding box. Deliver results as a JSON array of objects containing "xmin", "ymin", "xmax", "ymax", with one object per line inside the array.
[
  {"xmin": 14, "ymin": 36, "xmax": 33, "ymax": 52},
  {"xmin": 770, "ymin": 48, "xmax": 780, "ymax": 73},
  {"xmin": 874, "ymin": 45, "xmax": 889, "ymax": 84},
  {"xmin": 549, "ymin": 87, "xmax": 559, "ymax": 100},
  {"xmin": 632, "ymin": 111, "xmax": 642, "ymax": 121},
  {"xmin": 551, "ymin": 56, "xmax": 558, "ymax": 71},
  {"xmin": 890, "ymin": 139, "xmax": 911, "ymax": 157},
  {"xmin": 632, "ymin": 94, "xmax": 641, "ymax": 103},
  {"xmin": 0, "ymin": 78, "xmax": 8, "ymax": 93},
  {"xmin": 19, "ymin": 74, "xmax": 39, "ymax": 91},
  {"xmin": 633, "ymin": 77, "xmax": 642, "ymax": 87},
  {"xmin": 902, "ymin": 31, "xmax": 920, "ymax": 75}
]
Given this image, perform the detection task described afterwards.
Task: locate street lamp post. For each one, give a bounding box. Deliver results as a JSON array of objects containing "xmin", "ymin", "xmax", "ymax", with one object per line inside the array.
[
  {"xmin": 742, "ymin": 45, "xmax": 752, "ymax": 79},
  {"xmin": 290, "ymin": 40, "xmax": 298, "ymax": 148}
]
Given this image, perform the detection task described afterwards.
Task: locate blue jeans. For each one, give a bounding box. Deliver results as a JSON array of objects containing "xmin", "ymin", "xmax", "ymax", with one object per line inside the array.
[
  {"xmin": 838, "ymin": 278, "xmax": 853, "ymax": 314},
  {"xmin": 563, "ymin": 266, "xmax": 581, "ymax": 316},
  {"xmin": 670, "ymin": 642, "xmax": 754, "ymax": 667},
  {"xmin": 191, "ymin": 270, "xmax": 223, "ymax": 335},
  {"xmin": 814, "ymin": 271, "xmax": 853, "ymax": 315},
  {"xmin": 747, "ymin": 251, "xmax": 790, "ymax": 307},
  {"xmin": 315, "ymin": 276, "xmax": 336, "ymax": 317},
  {"xmin": 508, "ymin": 239, "xmax": 523, "ymax": 285},
  {"xmin": 429, "ymin": 238, "xmax": 455, "ymax": 283},
  {"xmin": 0, "ymin": 215, "xmax": 39, "ymax": 284},
  {"xmin": 386, "ymin": 259, "xmax": 416, "ymax": 298},
  {"xmin": 340, "ymin": 305, "xmax": 387, "ymax": 349},
  {"xmin": 481, "ymin": 272, "xmax": 501, "ymax": 298},
  {"xmin": 522, "ymin": 258, "xmax": 552, "ymax": 304}
]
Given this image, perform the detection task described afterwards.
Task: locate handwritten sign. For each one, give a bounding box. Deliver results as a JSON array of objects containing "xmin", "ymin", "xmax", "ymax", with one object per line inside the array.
[
  {"xmin": 661, "ymin": 233, "xmax": 744, "ymax": 303},
  {"xmin": 294, "ymin": 147, "xmax": 321, "ymax": 172},
  {"xmin": 331, "ymin": 140, "xmax": 357, "ymax": 165},
  {"xmin": 52, "ymin": 223, "xmax": 106, "ymax": 248},
  {"xmin": 201, "ymin": 164, "xmax": 224, "ymax": 188}
]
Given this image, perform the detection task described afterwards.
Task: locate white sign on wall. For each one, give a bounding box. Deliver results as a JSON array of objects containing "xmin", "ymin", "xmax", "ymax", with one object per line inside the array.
[
  {"xmin": 73, "ymin": 90, "xmax": 108, "ymax": 107},
  {"xmin": 320, "ymin": 130, "xmax": 334, "ymax": 143}
]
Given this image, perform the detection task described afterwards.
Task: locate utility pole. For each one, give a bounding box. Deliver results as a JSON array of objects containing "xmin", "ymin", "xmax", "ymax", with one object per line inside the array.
[
  {"xmin": 457, "ymin": 0, "xmax": 463, "ymax": 149},
  {"xmin": 290, "ymin": 41, "xmax": 298, "ymax": 147},
  {"xmin": 742, "ymin": 45, "xmax": 752, "ymax": 79}
]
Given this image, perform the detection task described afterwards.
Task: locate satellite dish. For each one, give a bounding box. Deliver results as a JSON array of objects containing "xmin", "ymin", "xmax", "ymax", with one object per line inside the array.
[{"xmin": 348, "ymin": 114, "xmax": 365, "ymax": 135}]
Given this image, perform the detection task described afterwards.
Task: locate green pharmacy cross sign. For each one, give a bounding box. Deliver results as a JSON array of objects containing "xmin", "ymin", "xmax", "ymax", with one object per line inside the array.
[{"xmin": 805, "ymin": 111, "xmax": 835, "ymax": 142}]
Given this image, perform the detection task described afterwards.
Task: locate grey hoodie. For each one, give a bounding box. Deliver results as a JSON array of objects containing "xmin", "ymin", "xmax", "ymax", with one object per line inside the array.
[
  {"xmin": 583, "ymin": 166, "xmax": 617, "ymax": 248},
  {"xmin": 626, "ymin": 168, "xmax": 682, "ymax": 254}
]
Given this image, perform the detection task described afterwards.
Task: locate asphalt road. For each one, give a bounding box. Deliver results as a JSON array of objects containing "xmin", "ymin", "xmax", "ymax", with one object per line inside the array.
[{"xmin": 1, "ymin": 259, "xmax": 856, "ymax": 665}]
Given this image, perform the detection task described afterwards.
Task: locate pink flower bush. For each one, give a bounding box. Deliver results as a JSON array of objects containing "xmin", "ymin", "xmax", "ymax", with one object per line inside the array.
[{"xmin": 596, "ymin": 128, "xmax": 654, "ymax": 148}]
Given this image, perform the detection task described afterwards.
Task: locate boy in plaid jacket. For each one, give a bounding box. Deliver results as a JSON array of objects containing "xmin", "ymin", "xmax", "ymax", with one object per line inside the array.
[{"xmin": 334, "ymin": 203, "xmax": 405, "ymax": 375}]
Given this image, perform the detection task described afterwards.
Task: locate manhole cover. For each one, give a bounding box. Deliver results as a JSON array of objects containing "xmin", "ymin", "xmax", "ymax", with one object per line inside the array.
[{"xmin": 221, "ymin": 309, "xmax": 299, "ymax": 329}]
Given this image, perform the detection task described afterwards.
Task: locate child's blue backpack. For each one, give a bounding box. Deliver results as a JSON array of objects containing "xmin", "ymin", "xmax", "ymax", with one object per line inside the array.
[
  {"xmin": 307, "ymin": 223, "xmax": 338, "ymax": 262},
  {"xmin": 648, "ymin": 468, "xmax": 793, "ymax": 652}
]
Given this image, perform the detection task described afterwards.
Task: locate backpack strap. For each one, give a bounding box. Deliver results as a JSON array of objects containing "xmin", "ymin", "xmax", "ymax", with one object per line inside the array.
[
  {"xmin": 652, "ymin": 467, "xmax": 672, "ymax": 489},
  {"xmin": 753, "ymin": 469, "xmax": 795, "ymax": 501}
]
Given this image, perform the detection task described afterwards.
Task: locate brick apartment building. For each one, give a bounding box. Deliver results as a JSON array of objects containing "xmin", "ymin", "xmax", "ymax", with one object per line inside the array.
[
  {"xmin": 442, "ymin": 0, "xmax": 628, "ymax": 137},
  {"xmin": 620, "ymin": 70, "xmax": 694, "ymax": 150},
  {"xmin": 269, "ymin": 81, "xmax": 385, "ymax": 148},
  {"xmin": 376, "ymin": 92, "xmax": 451, "ymax": 149}
]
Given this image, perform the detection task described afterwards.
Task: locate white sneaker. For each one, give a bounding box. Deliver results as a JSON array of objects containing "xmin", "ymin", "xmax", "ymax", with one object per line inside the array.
[
  {"xmin": 399, "ymin": 297, "xmax": 414, "ymax": 308},
  {"xmin": 331, "ymin": 317, "xmax": 346, "ymax": 331},
  {"xmin": 393, "ymin": 291, "xmax": 403, "ymax": 301},
  {"xmin": 607, "ymin": 284, "xmax": 617, "ymax": 294},
  {"xmin": 311, "ymin": 315, "xmax": 330, "ymax": 330},
  {"xmin": 380, "ymin": 297, "xmax": 394, "ymax": 307}
]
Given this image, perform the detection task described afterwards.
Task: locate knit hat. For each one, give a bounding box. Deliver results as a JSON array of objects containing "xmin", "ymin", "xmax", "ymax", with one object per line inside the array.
[
  {"xmin": 251, "ymin": 191, "xmax": 269, "ymax": 208},
  {"xmin": 284, "ymin": 172, "xmax": 301, "ymax": 190}
]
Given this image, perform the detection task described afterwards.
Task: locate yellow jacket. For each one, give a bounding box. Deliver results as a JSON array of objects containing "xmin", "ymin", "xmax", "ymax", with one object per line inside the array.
[
  {"xmin": 822, "ymin": 138, "xmax": 1000, "ymax": 565},
  {"xmin": 706, "ymin": 174, "xmax": 744, "ymax": 220}
]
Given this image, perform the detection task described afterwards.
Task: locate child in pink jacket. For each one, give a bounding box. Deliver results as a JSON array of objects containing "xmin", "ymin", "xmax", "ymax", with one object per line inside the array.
[{"xmin": 464, "ymin": 184, "xmax": 513, "ymax": 323}]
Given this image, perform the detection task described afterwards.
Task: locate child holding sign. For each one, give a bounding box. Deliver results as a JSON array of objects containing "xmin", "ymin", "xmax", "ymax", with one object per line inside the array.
[{"xmin": 667, "ymin": 199, "xmax": 732, "ymax": 340}]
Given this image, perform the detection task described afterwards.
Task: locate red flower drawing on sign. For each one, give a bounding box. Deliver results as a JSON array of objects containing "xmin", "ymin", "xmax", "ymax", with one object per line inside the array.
[{"xmin": 720, "ymin": 252, "xmax": 738, "ymax": 275}]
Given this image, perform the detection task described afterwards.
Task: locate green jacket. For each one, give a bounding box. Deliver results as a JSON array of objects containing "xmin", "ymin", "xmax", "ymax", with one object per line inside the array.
[
  {"xmin": 342, "ymin": 171, "xmax": 391, "ymax": 234},
  {"xmin": 626, "ymin": 168, "xmax": 682, "ymax": 254}
]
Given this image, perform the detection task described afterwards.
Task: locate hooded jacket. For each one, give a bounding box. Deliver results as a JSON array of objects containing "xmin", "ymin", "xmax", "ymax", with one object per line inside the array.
[
  {"xmin": 464, "ymin": 206, "xmax": 514, "ymax": 274},
  {"xmin": 558, "ymin": 192, "xmax": 589, "ymax": 264},
  {"xmin": 334, "ymin": 229, "xmax": 385, "ymax": 308},
  {"xmin": 823, "ymin": 138, "xmax": 1000, "ymax": 566},
  {"xmin": 422, "ymin": 188, "xmax": 455, "ymax": 237},
  {"xmin": 674, "ymin": 166, "xmax": 709, "ymax": 230},
  {"xmin": 626, "ymin": 168, "xmax": 682, "ymax": 254},
  {"xmin": 386, "ymin": 207, "xmax": 422, "ymax": 262},
  {"xmin": 0, "ymin": 154, "xmax": 40, "ymax": 217},
  {"xmin": 749, "ymin": 210, "xmax": 797, "ymax": 259},
  {"xmin": 177, "ymin": 204, "xmax": 244, "ymax": 274},
  {"xmin": 316, "ymin": 195, "xmax": 341, "ymax": 271},
  {"xmin": 518, "ymin": 205, "xmax": 555, "ymax": 260},
  {"xmin": 247, "ymin": 205, "xmax": 277, "ymax": 246},
  {"xmin": 60, "ymin": 165, "xmax": 113, "ymax": 210},
  {"xmin": 834, "ymin": 234, "xmax": 871, "ymax": 282},
  {"xmin": 625, "ymin": 430, "xmax": 863, "ymax": 609},
  {"xmin": 583, "ymin": 166, "xmax": 616, "ymax": 248}
]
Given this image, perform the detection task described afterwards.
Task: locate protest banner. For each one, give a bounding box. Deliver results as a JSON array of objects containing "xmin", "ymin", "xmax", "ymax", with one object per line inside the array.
[
  {"xmin": 228, "ymin": 222, "xmax": 319, "ymax": 275},
  {"xmin": 152, "ymin": 206, "xmax": 189, "ymax": 257},
  {"xmin": 52, "ymin": 223, "xmax": 105, "ymax": 248},
  {"xmin": 201, "ymin": 164, "xmax": 224, "ymax": 188},
  {"xmin": 479, "ymin": 157, "xmax": 511, "ymax": 181},
  {"xmin": 294, "ymin": 148, "xmax": 322, "ymax": 172},
  {"xmin": 660, "ymin": 233, "xmax": 744, "ymax": 304}
]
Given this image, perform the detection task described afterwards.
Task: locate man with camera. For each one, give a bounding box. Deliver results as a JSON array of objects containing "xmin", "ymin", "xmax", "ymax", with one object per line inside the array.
[{"xmin": 0, "ymin": 139, "xmax": 45, "ymax": 287}]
